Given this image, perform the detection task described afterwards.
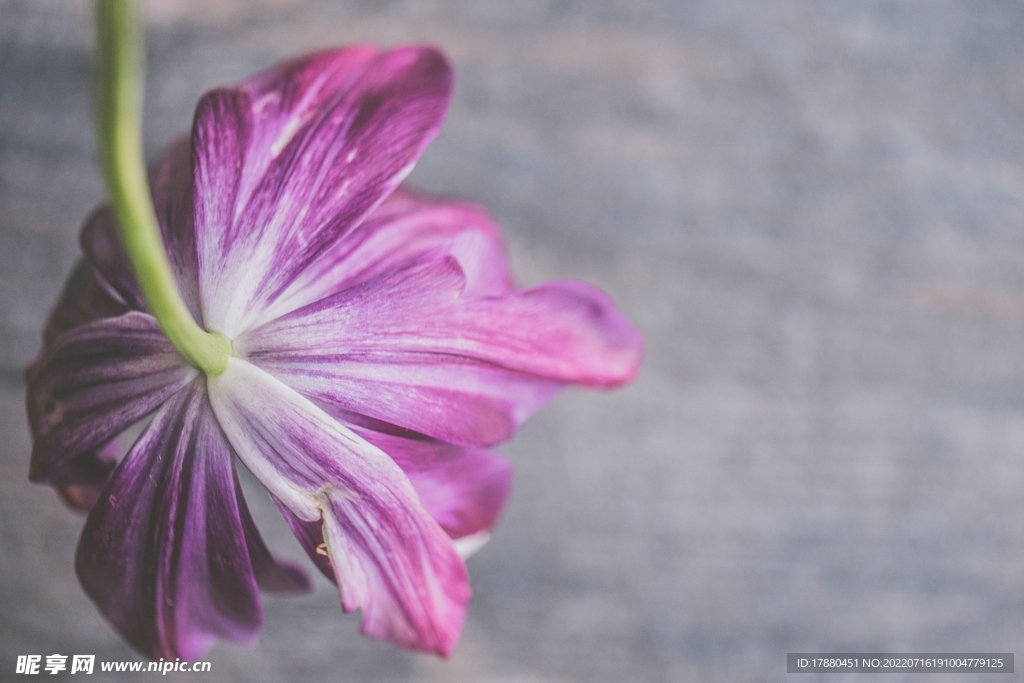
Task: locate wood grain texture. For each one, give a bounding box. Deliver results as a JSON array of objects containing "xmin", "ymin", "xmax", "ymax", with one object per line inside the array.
[{"xmin": 3, "ymin": 1, "xmax": 1024, "ymax": 680}]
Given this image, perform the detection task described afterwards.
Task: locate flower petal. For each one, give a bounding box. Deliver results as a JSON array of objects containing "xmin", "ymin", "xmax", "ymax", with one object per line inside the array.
[
  {"xmin": 234, "ymin": 472, "xmax": 313, "ymax": 595},
  {"xmin": 273, "ymin": 499, "xmax": 336, "ymax": 583},
  {"xmin": 254, "ymin": 186, "xmax": 514, "ymax": 326},
  {"xmin": 28, "ymin": 263, "xmax": 135, "ymax": 513},
  {"xmin": 52, "ymin": 440, "xmax": 120, "ymax": 514},
  {"xmin": 79, "ymin": 138, "xmax": 202, "ymax": 320},
  {"xmin": 320, "ymin": 486, "xmax": 467, "ymax": 656},
  {"xmin": 354, "ymin": 427, "xmax": 513, "ymax": 542},
  {"xmin": 26, "ymin": 312, "xmax": 197, "ymax": 483},
  {"xmin": 150, "ymin": 137, "xmax": 203, "ymax": 319},
  {"xmin": 313, "ymin": 406, "xmax": 513, "ymax": 543},
  {"xmin": 207, "ymin": 358, "xmax": 470, "ymax": 655},
  {"xmin": 248, "ymin": 354, "xmax": 558, "ymax": 447},
  {"xmin": 192, "ymin": 46, "xmax": 454, "ymax": 337},
  {"xmin": 78, "ymin": 205, "xmax": 139, "ymax": 308},
  {"xmin": 237, "ymin": 257, "xmax": 640, "ymax": 445},
  {"xmin": 76, "ymin": 382, "xmax": 263, "ymax": 660},
  {"xmin": 39, "ymin": 260, "xmax": 128, "ymax": 348}
]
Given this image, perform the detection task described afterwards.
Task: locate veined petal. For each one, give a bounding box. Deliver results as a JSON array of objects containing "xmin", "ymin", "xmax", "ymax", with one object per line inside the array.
[
  {"xmin": 237, "ymin": 257, "xmax": 640, "ymax": 445},
  {"xmin": 354, "ymin": 427, "xmax": 513, "ymax": 542},
  {"xmin": 26, "ymin": 312, "xmax": 197, "ymax": 483},
  {"xmin": 76, "ymin": 382, "xmax": 263, "ymax": 660},
  {"xmin": 244, "ymin": 353, "xmax": 559, "ymax": 447},
  {"xmin": 79, "ymin": 138, "xmax": 202, "ymax": 320},
  {"xmin": 196, "ymin": 46, "xmax": 379, "ymax": 233},
  {"xmin": 321, "ymin": 486, "xmax": 468, "ymax": 656},
  {"xmin": 207, "ymin": 358, "xmax": 470, "ymax": 656},
  {"xmin": 313, "ymin": 405, "xmax": 513, "ymax": 543},
  {"xmin": 254, "ymin": 186, "xmax": 513, "ymax": 326},
  {"xmin": 193, "ymin": 46, "xmax": 454, "ymax": 337}
]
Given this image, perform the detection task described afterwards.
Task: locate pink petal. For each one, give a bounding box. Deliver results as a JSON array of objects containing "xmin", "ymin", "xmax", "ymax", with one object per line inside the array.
[
  {"xmin": 314, "ymin": 405, "xmax": 513, "ymax": 541},
  {"xmin": 207, "ymin": 359, "xmax": 470, "ymax": 655},
  {"xmin": 246, "ymin": 353, "xmax": 559, "ymax": 447},
  {"xmin": 26, "ymin": 312, "xmax": 197, "ymax": 484},
  {"xmin": 192, "ymin": 46, "xmax": 454, "ymax": 337},
  {"xmin": 354, "ymin": 427, "xmax": 513, "ymax": 542},
  {"xmin": 76, "ymin": 382, "xmax": 264, "ymax": 660},
  {"xmin": 320, "ymin": 486, "xmax": 467, "ymax": 656},
  {"xmin": 255, "ymin": 186, "xmax": 514, "ymax": 326},
  {"xmin": 237, "ymin": 257, "xmax": 641, "ymax": 445}
]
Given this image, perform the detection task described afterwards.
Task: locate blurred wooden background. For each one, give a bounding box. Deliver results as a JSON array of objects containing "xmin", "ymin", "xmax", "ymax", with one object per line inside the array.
[{"xmin": 3, "ymin": 1, "xmax": 1024, "ymax": 681}]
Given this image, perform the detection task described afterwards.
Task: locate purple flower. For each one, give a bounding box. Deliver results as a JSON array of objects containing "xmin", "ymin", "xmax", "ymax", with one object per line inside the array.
[{"xmin": 26, "ymin": 46, "xmax": 642, "ymax": 659}]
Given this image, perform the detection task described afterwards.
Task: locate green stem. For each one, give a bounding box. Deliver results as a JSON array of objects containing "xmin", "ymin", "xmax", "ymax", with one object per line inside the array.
[{"xmin": 95, "ymin": 0, "xmax": 229, "ymax": 375}]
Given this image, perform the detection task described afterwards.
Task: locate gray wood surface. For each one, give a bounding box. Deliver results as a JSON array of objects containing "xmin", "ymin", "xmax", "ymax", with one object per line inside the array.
[{"xmin": 3, "ymin": 1, "xmax": 1024, "ymax": 681}]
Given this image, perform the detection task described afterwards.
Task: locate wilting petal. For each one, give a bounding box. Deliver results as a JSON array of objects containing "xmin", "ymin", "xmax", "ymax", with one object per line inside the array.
[
  {"xmin": 39, "ymin": 261, "xmax": 128, "ymax": 348},
  {"xmin": 193, "ymin": 47, "xmax": 454, "ymax": 337},
  {"xmin": 76, "ymin": 382, "xmax": 263, "ymax": 660},
  {"xmin": 26, "ymin": 312, "xmax": 196, "ymax": 483},
  {"xmin": 354, "ymin": 427, "xmax": 513, "ymax": 542},
  {"xmin": 79, "ymin": 139, "xmax": 202, "ymax": 320},
  {"xmin": 207, "ymin": 358, "xmax": 470, "ymax": 655},
  {"xmin": 254, "ymin": 186, "xmax": 513, "ymax": 326},
  {"xmin": 237, "ymin": 257, "xmax": 640, "ymax": 445}
]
